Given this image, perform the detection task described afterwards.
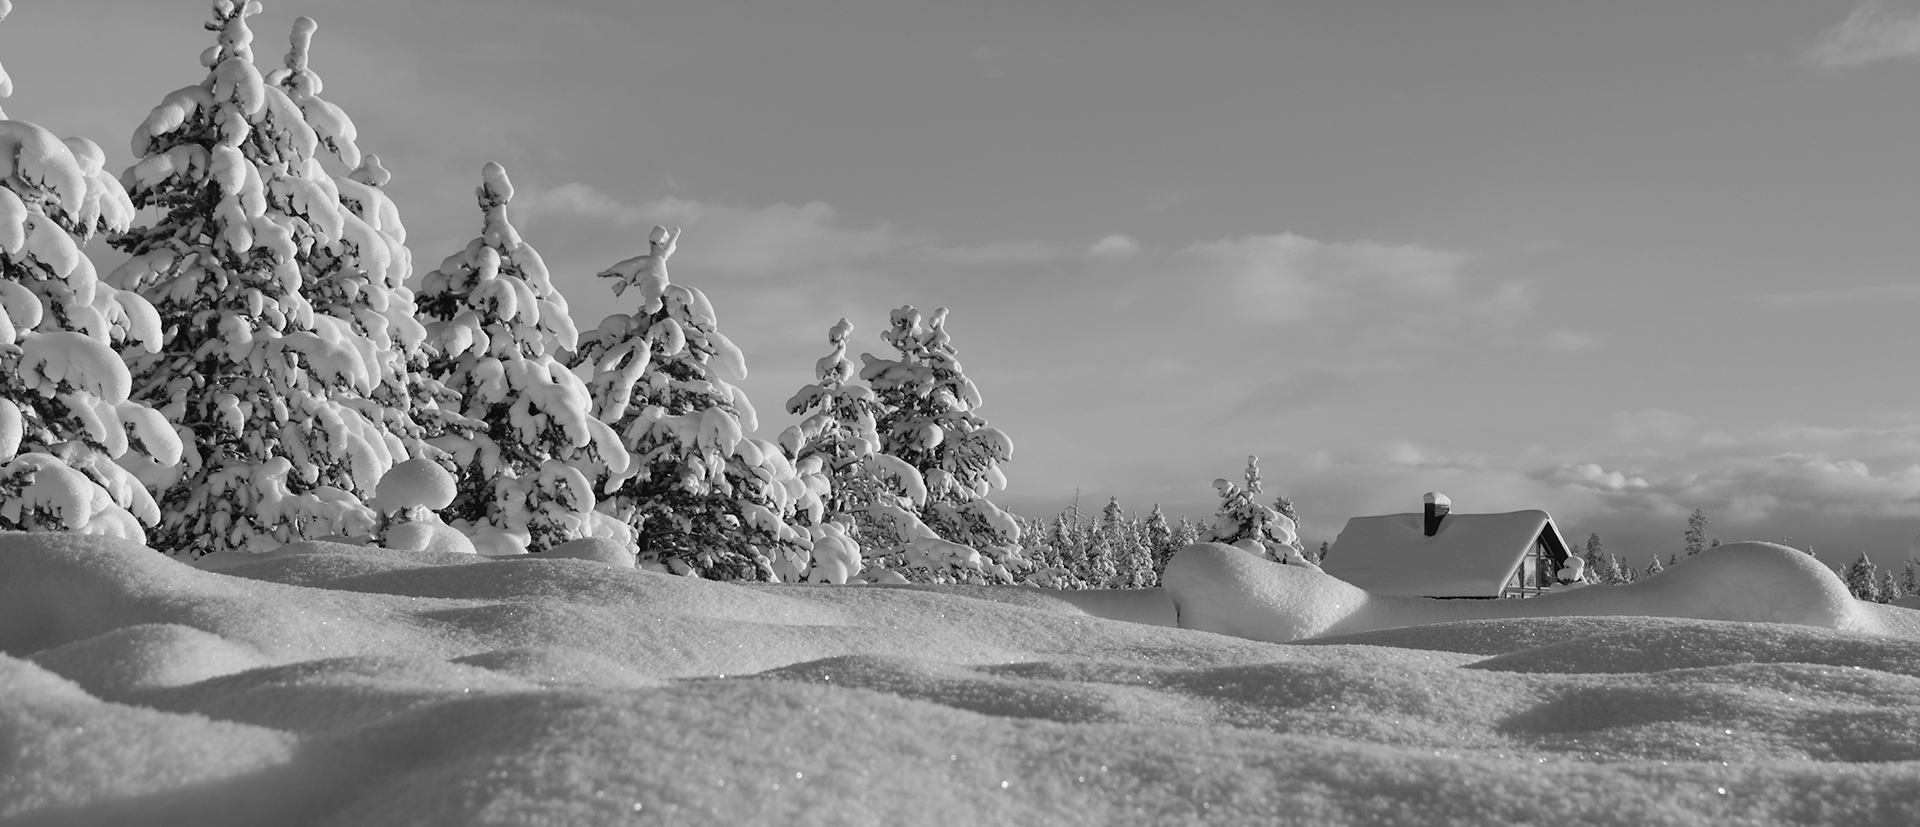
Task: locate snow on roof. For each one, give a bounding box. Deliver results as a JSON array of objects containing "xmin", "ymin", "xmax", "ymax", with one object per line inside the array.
[{"xmin": 1322, "ymin": 509, "xmax": 1564, "ymax": 597}]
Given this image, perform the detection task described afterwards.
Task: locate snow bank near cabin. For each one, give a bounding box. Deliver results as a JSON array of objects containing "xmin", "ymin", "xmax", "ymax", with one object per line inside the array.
[
  {"xmin": 4, "ymin": 533, "xmax": 1920, "ymax": 826},
  {"xmin": 1165, "ymin": 540, "xmax": 1907, "ymax": 643}
]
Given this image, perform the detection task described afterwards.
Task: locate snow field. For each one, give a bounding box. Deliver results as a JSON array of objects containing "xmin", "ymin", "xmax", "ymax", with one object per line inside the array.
[{"xmin": 5, "ymin": 532, "xmax": 1920, "ymax": 825}]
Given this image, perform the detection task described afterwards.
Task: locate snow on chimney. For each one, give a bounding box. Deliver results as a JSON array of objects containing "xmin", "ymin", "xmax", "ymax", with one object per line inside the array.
[{"xmin": 1423, "ymin": 492, "xmax": 1451, "ymax": 537}]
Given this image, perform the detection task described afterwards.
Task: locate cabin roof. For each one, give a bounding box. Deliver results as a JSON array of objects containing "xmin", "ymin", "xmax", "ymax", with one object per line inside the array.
[{"xmin": 1321, "ymin": 509, "xmax": 1568, "ymax": 598}]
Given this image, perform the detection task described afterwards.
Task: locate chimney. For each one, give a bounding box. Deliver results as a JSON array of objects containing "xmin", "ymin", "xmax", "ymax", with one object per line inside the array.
[{"xmin": 1423, "ymin": 492, "xmax": 1451, "ymax": 537}]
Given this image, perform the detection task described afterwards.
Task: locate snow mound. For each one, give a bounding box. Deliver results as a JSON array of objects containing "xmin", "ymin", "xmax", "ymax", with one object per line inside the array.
[
  {"xmin": 543, "ymin": 536, "xmax": 635, "ymax": 567},
  {"xmin": 6, "ymin": 532, "xmax": 1920, "ymax": 825},
  {"xmin": 372, "ymin": 458, "xmax": 455, "ymax": 511},
  {"xmin": 1164, "ymin": 540, "xmax": 1877, "ymax": 643}
]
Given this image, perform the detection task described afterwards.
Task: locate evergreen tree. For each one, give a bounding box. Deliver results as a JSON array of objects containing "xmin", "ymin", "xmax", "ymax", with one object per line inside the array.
[
  {"xmin": 1144, "ymin": 503, "xmax": 1175, "ymax": 576},
  {"xmin": 1271, "ymin": 494, "xmax": 1305, "ymax": 553},
  {"xmin": 1684, "ymin": 508, "xmax": 1709, "ymax": 556},
  {"xmin": 1313, "ymin": 540, "xmax": 1329, "ymax": 566},
  {"xmin": 580, "ymin": 224, "xmax": 811, "ymax": 578},
  {"xmin": 780, "ymin": 318, "xmax": 893, "ymax": 540},
  {"xmin": 1644, "ymin": 554, "xmax": 1665, "ymax": 579},
  {"xmin": 1170, "ymin": 516, "xmax": 1201, "ymax": 553},
  {"xmin": 0, "ymin": 20, "xmax": 182, "ymax": 542},
  {"xmin": 1844, "ymin": 552, "xmax": 1881, "ymax": 602},
  {"xmin": 861, "ymin": 305, "xmax": 1020, "ymax": 561},
  {"xmin": 263, "ymin": 19, "xmax": 442, "ymax": 464},
  {"xmin": 109, "ymin": 1, "xmax": 409, "ymax": 555},
  {"xmin": 1903, "ymin": 559, "xmax": 1920, "ymax": 598},
  {"xmin": 1581, "ymin": 533, "xmax": 1607, "ymax": 584},
  {"xmin": 416, "ymin": 163, "xmax": 626, "ymax": 554},
  {"xmin": 1204, "ymin": 455, "xmax": 1298, "ymax": 561},
  {"xmin": 1876, "ymin": 569, "xmax": 1898, "ymax": 604}
]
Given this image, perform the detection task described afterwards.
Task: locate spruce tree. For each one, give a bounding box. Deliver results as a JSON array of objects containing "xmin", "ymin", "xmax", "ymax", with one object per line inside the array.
[
  {"xmin": 1144, "ymin": 503, "xmax": 1175, "ymax": 576},
  {"xmin": 263, "ymin": 18, "xmax": 442, "ymax": 466},
  {"xmin": 861, "ymin": 305, "xmax": 1021, "ymax": 560},
  {"xmin": 1684, "ymin": 508, "xmax": 1709, "ymax": 557},
  {"xmin": 1644, "ymin": 554, "xmax": 1665, "ymax": 579},
  {"xmin": 1205, "ymin": 455, "xmax": 1298, "ymax": 560},
  {"xmin": 580, "ymin": 224, "xmax": 810, "ymax": 578},
  {"xmin": 0, "ymin": 13, "xmax": 182, "ymax": 542},
  {"xmin": 1582, "ymin": 533, "xmax": 1607, "ymax": 582},
  {"xmin": 1903, "ymin": 559, "xmax": 1920, "ymax": 598},
  {"xmin": 1170, "ymin": 516, "xmax": 1201, "ymax": 552},
  {"xmin": 779, "ymin": 317, "xmax": 925, "ymax": 560},
  {"xmin": 1844, "ymin": 553, "xmax": 1881, "ymax": 602},
  {"xmin": 416, "ymin": 163, "xmax": 627, "ymax": 554},
  {"xmin": 1876, "ymin": 569, "xmax": 1898, "ymax": 604},
  {"xmin": 108, "ymin": 1, "xmax": 408, "ymax": 555}
]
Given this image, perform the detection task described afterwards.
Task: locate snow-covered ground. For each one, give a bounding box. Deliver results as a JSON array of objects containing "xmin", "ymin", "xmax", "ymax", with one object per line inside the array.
[{"xmin": 6, "ymin": 534, "xmax": 1920, "ymax": 826}]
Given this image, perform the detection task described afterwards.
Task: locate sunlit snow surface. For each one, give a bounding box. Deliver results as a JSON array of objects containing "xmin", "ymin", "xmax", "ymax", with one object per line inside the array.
[{"xmin": 5, "ymin": 534, "xmax": 1920, "ymax": 825}]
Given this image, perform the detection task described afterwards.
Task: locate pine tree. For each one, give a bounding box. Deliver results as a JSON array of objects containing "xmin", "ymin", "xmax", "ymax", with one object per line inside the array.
[
  {"xmin": 580, "ymin": 224, "xmax": 810, "ymax": 579},
  {"xmin": 109, "ymin": 1, "xmax": 409, "ymax": 555},
  {"xmin": 1313, "ymin": 540, "xmax": 1329, "ymax": 566},
  {"xmin": 779, "ymin": 317, "xmax": 923, "ymax": 562},
  {"xmin": 1903, "ymin": 558, "xmax": 1920, "ymax": 598},
  {"xmin": 1581, "ymin": 533, "xmax": 1607, "ymax": 584},
  {"xmin": 1644, "ymin": 554, "xmax": 1665, "ymax": 579},
  {"xmin": 1876, "ymin": 569, "xmax": 1898, "ymax": 604},
  {"xmin": 262, "ymin": 18, "xmax": 442, "ymax": 465},
  {"xmin": 1205, "ymin": 455, "xmax": 1298, "ymax": 560},
  {"xmin": 1271, "ymin": 494, "xmax": 1305, "ymax": 553},
  {"xmin": 1684, "ymin": 508, "xmax": 1709, "ymax": 557},
  {"xmin": 1170, "ymin": 516, "xmax": 1201, "ymax": 553},
  {"xmin": 1144, "ymin": 503, "xmax": 1175, "ymax": 576},
  {"xmin": 860, "ymin": 305, "xmax": 1021, "ymax": 579},
  {"xmin": 0, "ymin": 19, "xmax": 182, "ymax": 542},
  {"xmin": 1844, "ymin": 552, "xmax": 1881, "ymax": 602},
  {"xmin": 416, "ymin": 163, "xmax": 626, "ymax": 554}
]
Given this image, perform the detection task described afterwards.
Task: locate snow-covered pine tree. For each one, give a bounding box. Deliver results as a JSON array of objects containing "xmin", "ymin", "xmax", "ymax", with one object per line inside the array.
[
  {"xmin": 1205, "ymin": 455, "xmax": 1298, "ymax": 561},
  {"xmin": 860, "ymin": 305, "xmax": 1022, "ymax": 572},
  {"xmin": 1614, "ymin": 555, "xmax": 1637, "ymax": 583},
  {"xmin": 108, "ymin": 1, "xmax": 412, "ymax": 555},
  {"xmin": 415, "ymin": 163, "xmax": 628, "ymax": 554},
  {"xmin": 0, "ymin": 9, "xmax": 183, "ymax": 542},
  {"xmin": 779, "ymin": 316, "xmax": 929, "ymax": 572},
  {"xmin": 263, "ymin": 18, "xmax": 443, "ymax": 467},
  {"xmin": 1904, "ymin": 559, "xmax": 1920, "ymax": 598},
  {"xmin": 1876, "ymin": 569, "xmax": 1897, "ymax": 604},
  {"xmin": 1684, "ymin": 508, "xmax": 1709, "ymax": 557},
  {"xmin": 1582, "ymin": 533, "xmax": 1606, "ymax": 583},
  {"xmin": 1643, "ymin": 554, "xmax": 1664, "ymax": 579},
  {"xmin": 1117, "ymin": 530, "xmax": 1156, "ymax": 588},
  {"xmin": 1144, "ymin": 503, "xmax": 1175, "ymax": 576},
  {"xmin": 1271, "ymin": 494, "xmax": 1306, "ymax": 554},
  {"xmin": 580, "ymin": 224, "xmax": 811, "ymax": 579},
  {"xmin": 1843, "ymin": 552, "xmax": 1881, "ymax": 602},
  {"xmin": 1170, "ymin": 516, "xmax": 1200, "ymax": 552}
]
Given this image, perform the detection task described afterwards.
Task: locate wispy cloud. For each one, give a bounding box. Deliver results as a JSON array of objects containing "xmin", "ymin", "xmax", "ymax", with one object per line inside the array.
[
  {"xmin": 1281, "ymin": 418, "xmax": 1920, "ymax": 563},
  {"xmin": 1802, "ymin": 1, "xmax": 1920, "ymax": 70},
  {"xmin": 1752, "ymin": 283, "xmax": 1920, "ymax": 307}
]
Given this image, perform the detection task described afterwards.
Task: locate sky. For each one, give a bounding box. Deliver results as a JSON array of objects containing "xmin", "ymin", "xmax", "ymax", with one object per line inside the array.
[{"xmin": 5, "ymin": 0, "xmax": 1920, "ymax": 566}]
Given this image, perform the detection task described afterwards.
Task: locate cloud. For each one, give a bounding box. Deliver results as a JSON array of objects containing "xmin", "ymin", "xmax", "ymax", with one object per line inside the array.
[
  {"xmin": 1087, "ymin": 234, "xmax": 1141, "ymax": 259},
  {"xmin": 514, "ymin": 186, "xmax": 913, "ymax": 279},
  {"xmin": 1205, "ymin": 370, "xmax": 1348, "ymax": 427},
  {"xmin": 1542, "ymin": 330, "xmax": 1600, "ymax": 352},
  {"xmin": 1227, "ymin": 415, "xmax": 1920, "ymax": 569},
  {"xmin": 1802, "ymin": 1, "xmax": 1920, "ymax": 70},
  {"xmin": 1751, "ymin": 283, "xmax": 1920, "ymax": 307},
  {"xmin": 1163, "ymin": 234, "xmax": 1535, "ymax": 358}
]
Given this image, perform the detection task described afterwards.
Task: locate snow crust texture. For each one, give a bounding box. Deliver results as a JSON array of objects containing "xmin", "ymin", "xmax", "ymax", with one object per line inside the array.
[{"xmin": 5, "ymin": 532, "xmax": 1920, "ymax": 826}]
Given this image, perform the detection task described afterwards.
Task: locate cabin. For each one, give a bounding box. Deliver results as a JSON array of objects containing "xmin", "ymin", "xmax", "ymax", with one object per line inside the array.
[{"xmin": 1319, "ymin": 493, "xmax": 1575, "ymax": 598}]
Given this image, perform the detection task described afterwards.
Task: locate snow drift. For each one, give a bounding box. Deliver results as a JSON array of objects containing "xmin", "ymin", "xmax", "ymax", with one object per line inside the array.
[{"xmin": 5, "ymin": 533, "xmax": 1920, "ymax": 826}]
